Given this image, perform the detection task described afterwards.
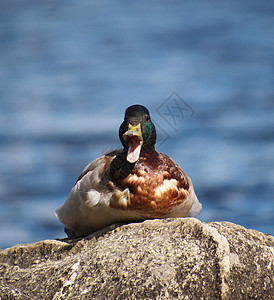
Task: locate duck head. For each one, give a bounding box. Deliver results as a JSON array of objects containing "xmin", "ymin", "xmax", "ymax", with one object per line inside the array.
[{"xmin": 119, "ymin": 104, "xmax": 156, "ymax": 163}]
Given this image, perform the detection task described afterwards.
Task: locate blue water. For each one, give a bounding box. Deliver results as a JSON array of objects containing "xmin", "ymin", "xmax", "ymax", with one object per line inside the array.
[{"xmin": 0, "ymin": 1, "xmax": 273, "ymax": 249}]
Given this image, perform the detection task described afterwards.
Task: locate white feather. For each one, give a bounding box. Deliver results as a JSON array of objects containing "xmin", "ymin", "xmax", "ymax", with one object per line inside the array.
[{"xmin": 189, "ymin": 193, "xmax": 202, "ymax": 217}]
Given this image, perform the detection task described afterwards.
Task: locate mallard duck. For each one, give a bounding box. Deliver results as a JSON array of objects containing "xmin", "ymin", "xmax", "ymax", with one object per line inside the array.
[{"xmin": 55, "ymin": 104, "xmax": 202, "ymax": 237}]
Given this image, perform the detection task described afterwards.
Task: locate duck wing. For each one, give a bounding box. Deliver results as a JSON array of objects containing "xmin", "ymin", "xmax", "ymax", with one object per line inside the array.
[{"xmin": 55, "ymin": 151, "xmax": 124, "ymax": 236}]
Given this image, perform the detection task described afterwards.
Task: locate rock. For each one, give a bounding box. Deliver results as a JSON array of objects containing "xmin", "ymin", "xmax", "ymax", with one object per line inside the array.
[{"xmin": 0, "ymin": 218, "xmax": 273, "ymax": 299}]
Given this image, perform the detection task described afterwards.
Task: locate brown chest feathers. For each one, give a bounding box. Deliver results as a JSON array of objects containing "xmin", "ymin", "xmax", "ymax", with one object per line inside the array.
[{"xmin": 108, "ymin": 148, "xmax": 190, "ymax": 216}]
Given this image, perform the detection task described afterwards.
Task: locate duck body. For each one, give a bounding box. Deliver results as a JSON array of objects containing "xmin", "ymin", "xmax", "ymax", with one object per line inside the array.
[{"xmin": 55, "ymin": 105, "xmax": 202, "ymax": 237}]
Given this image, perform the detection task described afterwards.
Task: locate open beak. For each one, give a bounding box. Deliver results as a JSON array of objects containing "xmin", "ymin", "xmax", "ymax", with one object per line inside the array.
[{"xmin": 123, "ymin": 123, "xmax": 143, "ymax": 163}]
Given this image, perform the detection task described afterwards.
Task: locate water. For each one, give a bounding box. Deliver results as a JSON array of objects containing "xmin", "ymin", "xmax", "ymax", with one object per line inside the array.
[{"xmin": 0, "ymin": 0, "xmax": 273, "ymax": 249}]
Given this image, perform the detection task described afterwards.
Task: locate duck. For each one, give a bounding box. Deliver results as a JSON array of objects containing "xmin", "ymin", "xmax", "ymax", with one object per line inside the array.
[{"xmin": 55, "ymin": 104, "xmax": 202, "ymax": 237}]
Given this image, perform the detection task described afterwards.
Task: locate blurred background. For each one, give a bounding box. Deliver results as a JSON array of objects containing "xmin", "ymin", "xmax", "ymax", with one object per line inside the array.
[{"xmin": 0, "ymin": 0, "xmax": 273, "ymax": 249}]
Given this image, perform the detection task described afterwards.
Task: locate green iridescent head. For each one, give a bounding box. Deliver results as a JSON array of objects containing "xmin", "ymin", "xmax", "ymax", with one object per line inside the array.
[{"xmin": 119, "ymin": 105, "xmax": 156, "ymax": 163}]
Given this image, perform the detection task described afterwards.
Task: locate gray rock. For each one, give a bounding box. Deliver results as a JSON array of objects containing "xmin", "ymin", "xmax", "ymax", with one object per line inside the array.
[{"xmin": 0, "ymin": 218, "xmax": 273, "ymax": 299}]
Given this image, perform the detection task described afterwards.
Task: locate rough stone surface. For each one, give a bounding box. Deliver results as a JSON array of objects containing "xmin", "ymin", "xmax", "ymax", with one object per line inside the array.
[{"xmin": 0, "ymin": 218, "xmax": 273, "ymax": 299}]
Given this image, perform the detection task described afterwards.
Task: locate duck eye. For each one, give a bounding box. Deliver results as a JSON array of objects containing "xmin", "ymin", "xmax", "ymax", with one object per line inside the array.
[{"xmin": 145, "ymin": 115, "xmax": 150, "ymax": 122}]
